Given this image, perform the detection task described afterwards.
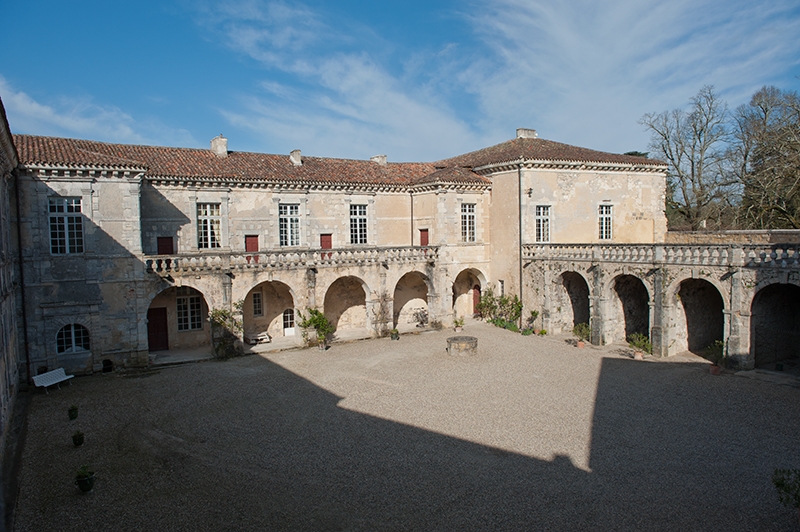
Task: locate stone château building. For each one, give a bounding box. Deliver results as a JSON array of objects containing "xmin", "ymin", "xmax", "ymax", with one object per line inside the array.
[{"xmin": 2, "ymin": 99, "xmax": 799, "ymax": 458}]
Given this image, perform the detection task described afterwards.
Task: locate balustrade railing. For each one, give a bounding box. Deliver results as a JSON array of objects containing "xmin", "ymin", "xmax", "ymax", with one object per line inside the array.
[
  {"xmin": 523, "ymin": 243, "xmax": 800, "ymax": 268},
  {"xmin": 145, "ymin": 246, "xmax": 438, "ymax": 274}
]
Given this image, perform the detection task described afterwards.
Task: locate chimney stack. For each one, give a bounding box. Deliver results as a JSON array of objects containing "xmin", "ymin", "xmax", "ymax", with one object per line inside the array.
[
  {"xmin": 370, "ymin": 154, "xmax": 387, "ymax": 166},
  {"xmin": 516, "ymin": 128, "xmax": 538, "ymax": 139},
  {"xmin": 210, "ymin": 135, "xmax": 228, "ymax": 157},
  {"xmin": 290, "ymin": 149, "xmax": 302, "ymax": 166}
]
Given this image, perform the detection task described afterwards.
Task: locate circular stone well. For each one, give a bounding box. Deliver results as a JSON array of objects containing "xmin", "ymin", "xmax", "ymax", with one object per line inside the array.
[{"xmin": 447, "ymin": 336, "xmax": 478, "ymax": 356}]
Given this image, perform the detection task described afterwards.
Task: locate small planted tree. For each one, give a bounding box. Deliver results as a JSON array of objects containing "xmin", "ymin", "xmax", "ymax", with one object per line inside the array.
[
  {"xmin": 773, "ymin": 469, "xmax": 800, "ymax": 524},
  {"xmin": 209, "ymin": 307, "xmax": 244, "ymax": 359},
  {"xmin": 298, "ymin": 309, "xmax": 335, "ymax": 348}
]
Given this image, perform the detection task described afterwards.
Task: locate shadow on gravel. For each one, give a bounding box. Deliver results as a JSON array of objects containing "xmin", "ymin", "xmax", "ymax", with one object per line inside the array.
[{"xmin": 13, "ymin": 354, "xmax": 800, "ymax": 531}]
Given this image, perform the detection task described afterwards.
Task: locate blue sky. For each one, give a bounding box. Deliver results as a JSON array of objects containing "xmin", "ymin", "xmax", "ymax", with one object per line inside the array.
[{"xmin": 1, "ymin": 0, "xmax": 799, "ymax": 161}]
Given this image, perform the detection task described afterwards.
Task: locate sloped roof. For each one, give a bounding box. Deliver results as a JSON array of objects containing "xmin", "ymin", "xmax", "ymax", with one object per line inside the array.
[
  {"xmin": 13, "ymin": 135, "xmax": 458, "ymax": 186},
  {"xmin": 436, "ymin": 136, "xmax": 664, "ymax": 169}
]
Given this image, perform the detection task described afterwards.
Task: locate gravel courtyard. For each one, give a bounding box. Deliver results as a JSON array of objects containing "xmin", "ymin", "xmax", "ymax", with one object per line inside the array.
[{"xmin": 13, "ymin": 322, "xmax": 800, "ymax": 531}]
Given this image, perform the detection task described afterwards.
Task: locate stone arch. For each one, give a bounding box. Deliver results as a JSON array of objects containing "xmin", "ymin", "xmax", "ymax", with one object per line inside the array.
[
  {"xmin": 607, "ymin": 275, "xmax": 650, "ymax": 344},
  {"xmin": 750, "ymin": 283, "xmax": 800, "ymax": 368},
  {"xmin": 672, "ymin": 278, "xmax": 725, "ymax": 355},
  {"xmin": 323, "ymin": 276, "xmax": 368, "ymax": 333},
  {"xmin": 242, "ymin": 281, "xmax": 295, "ymax": 342},
  {"xmin": 553, "ymin": 271, "xmax": 591, "ymax": 332},
  {"xmin": 147, "ymin": 285, "xmax": 211, "ymax": 352},
  {"xmin": 452, "ymin": 268, "xmax": 485, "ymax": 318},
  {"xmin": 393, "ymin": 271, "xmax": 430, "ymax": 331}
]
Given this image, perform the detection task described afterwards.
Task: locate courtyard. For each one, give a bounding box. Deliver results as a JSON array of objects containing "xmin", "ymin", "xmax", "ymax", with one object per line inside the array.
[{"xmin": 12, "ymin": 321, "xmax": 800, "ymax": 531}]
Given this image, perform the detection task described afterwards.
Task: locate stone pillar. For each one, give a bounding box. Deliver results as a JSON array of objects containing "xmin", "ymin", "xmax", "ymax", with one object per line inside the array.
[
  {"xmin": 590, "ymin": 264, "xmax": 605, "ymax": 345},
  {"xmin": 726, "ymin": 267, "xmax": 753, "ymax": 369},
  {"xmin": 650, "ymin": 267, "xmax": 666, "ymax": 357}
]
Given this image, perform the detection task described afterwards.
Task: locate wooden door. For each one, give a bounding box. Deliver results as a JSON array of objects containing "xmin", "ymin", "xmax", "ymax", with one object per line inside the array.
[
  {"xmin": 157, "ymin": 237, "xmax": 174, "ymax": 255},
  {"xmin": 245, "ymin": 235, "xmax": 259, "ymax": 252},
  {"xmin": 419, "ymin": 229, "xmax": 429, "ymax": 246},
  {"xmin": 472, "ymin": 285, "xmax": 481, "ymax": 315},
  {"xmin": 320, "ymin": 234, "xmax": 332, "ymax": 259},
  {"xmin": 147, "ymin": 307, "xmax": 169, "ymax": 351}
]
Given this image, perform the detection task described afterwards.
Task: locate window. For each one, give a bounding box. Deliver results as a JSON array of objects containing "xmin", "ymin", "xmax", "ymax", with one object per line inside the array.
[
  {"xmin": 535, "ymin": 205, "xmax": 550, "ymax": 243},
  {"xmin": 157, "ymin": 237, "xmax": 174, "ymax": 255},
  {"xmin": 177, "ymin": 287, "xmax": 203, "ymax": 331},
  {"xmin": 56, "ymin": 323, "xmax": 90, "ymax": 353},
  {"xmin": 283, "ymin": 308, "xmax": 295, "ymax": 329},
  {"xmin": 461, "ymin": 203, "xmax": 476, "ymax": 242},
  {"xmin": 252, "ymin": 292, "xmax": 263, "ymax": 317},
  {"xmin": 350, "ymin": 204, "xmax": 367, "ymax": 244},
  {"xmin": 49, "ymin": 197, "xmax": 84, "ymax": 254},
  {"xmin": 279, "ymin": 204, "xmax": 300, "ymax": 246},
  {"xmin": 197, "ymin": 203, "xmax": 221, "ymax": 249},
  {"xmin": 599, "ymin": 205, "xmax": 613, "ymax": 240}
]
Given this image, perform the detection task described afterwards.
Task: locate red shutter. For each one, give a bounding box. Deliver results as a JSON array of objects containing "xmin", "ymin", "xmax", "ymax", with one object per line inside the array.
[
  {"xmin": 157, "ymin": 237, "xmax": 174, "ymax": 255},
  {"xmin": 419, "ymin": 229, "xmax": 429, "ymax": 247},
  {"xmin": 320, "ymin": 234, "xmax": 332, "ymax": 260},
  {"xmin": 245, "ymin": 235, "xmax": 259, "ymax": 252}
]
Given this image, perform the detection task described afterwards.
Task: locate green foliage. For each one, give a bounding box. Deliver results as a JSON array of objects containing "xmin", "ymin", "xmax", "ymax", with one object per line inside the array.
[
  {"xmin": 526, "ymin": 310, "xmax": 539, "ymax": 329},
  {"xmin": 627, "ymin": 333, "xmax": 652, "ymax": 354},
  {"xmin": 538, "ymin": 329, "xmax": 547, "ymax": 336},
  {"xmin": 573, "ymin": 322, "xmax": 591, "ymax": 342},
  {"xmin": 773, "ymin": 469, "xmax": 800, "ymax": 509},
  {"xmin": 478, "ymin": 285, "xmax": 523, "ymax": 332},
  {"xmin": 521, "ymin": 328, "xmax": 535, "ymax": 336},
  {"xmin": 453, "ymin": 316, "xmax": 464, "ymax": 328},
  {"xmin": 703, "ymin": 339, "xmax": 726, "ymax": 365},
  {"xmin": 209, "ymin": 307, "xmax": 244, "ymax": 359},
  {"xmin": 76, "ymin": 465, "xmax": 94, "ymax": 479},
  {"xmin": 298, "ymin": 308, "xmax": 335, "ymax": 345},
  {"xmin": 429, "ymin": 320, "xmax": 443, "ymax": 330}
]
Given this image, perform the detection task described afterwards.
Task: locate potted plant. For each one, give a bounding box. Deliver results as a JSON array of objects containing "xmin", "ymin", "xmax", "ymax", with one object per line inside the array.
[
  {"xmin": 627, "ymin": 333, "xmax": 652, "ymax": 360},
  {"xmin": 75, "ymin": 465, "xmax": 95, "ymax": 493},
  {"xmin": 68, "ymin": 405, "xmax": 78, "ymax": 420},
  {"xmin": 705, "ymin": 340, "xmax": 725, "ymax": 375},
  {"xmin": 773, "ymin": 469, "xmax": 800, "ymax": 524},
  {"xmin": 573, "ymin": 322, "xmax": 591, "ymax": 348},
  {"xmin": 390, "ymin": 328, "xmax": 400, "ymax": 340},
  {"xmin": 538, "ymin": 329, "xmax": 547, "ymax": 336},
  {"xmin": 298, "ymin": 309, "xmax": 335, "ymax": 350},
  {"xmin": 453, "ymin": 316, "xmax": 464, "ymax": 333},
  {"xmin": 72, "ymin": 430, "xmax": 84, "ymax": 447}
]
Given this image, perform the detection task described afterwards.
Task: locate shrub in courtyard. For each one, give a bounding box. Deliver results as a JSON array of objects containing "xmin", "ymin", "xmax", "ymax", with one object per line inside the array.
[
  {"xmin": 573, "ymin": 322, "xmax": 591, "ymax": 342},
  {"xmin": 478, "ymin": 285, "xmax": 523, "ymax": 332},
  {"xmin": 703, "ymin": 339, "xmax": 726, "ymax": 366},
  {"xmin": 627, "ymin": 333, "xmax": 652, "ymax": 354},
  {"xmin": 773, "ymin": 469, "xmax": 800, "ymax": 519},
  {"xmin": 298, "ymin": 308, "xmax": 335, "ymax": 347},
  {"xmin": 209, "ymin": 308, "xmax": 244, "ymax": 359}
]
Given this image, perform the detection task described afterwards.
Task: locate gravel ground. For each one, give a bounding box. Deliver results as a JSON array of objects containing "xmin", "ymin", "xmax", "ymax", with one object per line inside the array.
[{"xmin": 12, "ymin": 322, "xmax": 800, "ymax": 531}]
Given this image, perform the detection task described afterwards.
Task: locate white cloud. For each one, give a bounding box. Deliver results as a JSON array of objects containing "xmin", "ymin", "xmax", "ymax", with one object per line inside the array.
[
  {"xmin": 461, "ymin": 0, "xmax": 800, "ymax": 153},
  {"xmin": 0, "ymin": 76, "xmax": 197, "ymax": 147}
]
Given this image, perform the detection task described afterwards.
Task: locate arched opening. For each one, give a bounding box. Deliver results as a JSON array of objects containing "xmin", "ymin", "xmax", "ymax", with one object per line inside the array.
[
  {"xmin": 394, "ymin": 272, "xmax": 430, "ymax": 331},
  {"xmin": 675, "ymin": 279, "xmax": 724, "ymax": 356},
  {"xmin": 610, "ymin": 275, "xmax": 649, "ymax": 343},
  {"xmin": 147, "ymin": 286, "xmax": 211, "ymax": 352},
  {"xmin": 324, "ymin": 276, "xmax": 367, "ymax": 333},
  {"xmin": 452, "ymin": 269, "xmax": 482, "ymax": 318},
  {"xmin": 557, "ymin": 272, "xmax": 590, "ymax": 332},
  {"xmin": 751, "ymin": 283, "xmax": 800, "ymax": 368},
  {"xmin": 242, "ymin": 281, "xmax": 295, "ymax": 343}
]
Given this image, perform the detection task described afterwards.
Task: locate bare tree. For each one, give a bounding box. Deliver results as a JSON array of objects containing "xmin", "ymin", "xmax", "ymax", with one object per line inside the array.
[
  {"xmin": 641, "ymin": 86, "xmax": 737, "ymax": 230},
  {"xmin": 734, "ymin": 86, "xmax": 800, "ymax": 228}
]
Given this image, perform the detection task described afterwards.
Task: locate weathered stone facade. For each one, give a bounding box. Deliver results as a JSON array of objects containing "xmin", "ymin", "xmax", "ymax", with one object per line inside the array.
[
  {"xmin": 5, "ymin": 121, "xmax": 796, "ymax": 387},
  {"xmin": 0, "ymin": 99, "xmax": 20, "ymax": 457}
]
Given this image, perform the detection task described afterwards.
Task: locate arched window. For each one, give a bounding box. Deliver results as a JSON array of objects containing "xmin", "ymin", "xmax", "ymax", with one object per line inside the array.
[{"xmin": 57, "ymin": 323, "xmax": 90, "ymax": 353}]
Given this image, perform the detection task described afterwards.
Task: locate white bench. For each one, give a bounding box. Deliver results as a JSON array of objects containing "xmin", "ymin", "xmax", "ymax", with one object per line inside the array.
[{"xmin": 32, "ymin": 368, "xmax": 74, "ymax": 393}]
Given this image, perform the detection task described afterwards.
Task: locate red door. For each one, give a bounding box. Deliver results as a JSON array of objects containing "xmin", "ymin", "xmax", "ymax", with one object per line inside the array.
[
  {"xmin": 419, "ymin": 229, "xmax": 429, "ymax": 247},
  {"xmin": 472, "ymin": 285, "xmax": 481, "ymax": 316},
  {"xmin": 245, "ymin": 235, "xmax": 259, "ymax": 252},
  {"xmin": 320, "ymin": 234, "xmax": 332, "ymax": 259},
  {"xmin": 157, "ymin": 237, "xmax": 174, "ymax": 255},
  {"xmin": 245, "ymin": 235, "xmax": 259, "ymax": 263},
  {"xmin": 147, "ymin": 307, "xmax": 169, "ymax": 351}
]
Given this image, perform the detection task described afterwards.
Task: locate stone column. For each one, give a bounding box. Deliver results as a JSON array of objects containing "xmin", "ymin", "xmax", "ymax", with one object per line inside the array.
[
  {"xmin": 649, "ymin": 267, "xmax": 665, "ymax": 357},
  {"xmin": 726, "ymin": 266, "xmax": 753, "ymax": 369}
]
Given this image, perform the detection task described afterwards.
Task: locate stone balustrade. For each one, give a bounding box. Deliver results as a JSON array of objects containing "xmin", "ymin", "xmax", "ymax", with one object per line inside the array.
[
  {"xmin": 523, "ymin": 243, "xmax": 800, "ymax": 269},
  {"xmin": 145, "ymin": 246, "xmax": 439, "ymax": 274}
]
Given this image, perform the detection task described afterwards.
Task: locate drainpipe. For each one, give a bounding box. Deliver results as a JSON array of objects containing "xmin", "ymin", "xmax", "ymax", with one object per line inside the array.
[
  {"xmin": 518, "ymin": 165, "xmax": 524, "ymax": 329},
  {"xmin": 410, "ymin": 190, "xmax": 414, "ymax": 246},
  {"xmin": 12, "ymin": 168, "xmax": 32, "ymax": 384}
]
